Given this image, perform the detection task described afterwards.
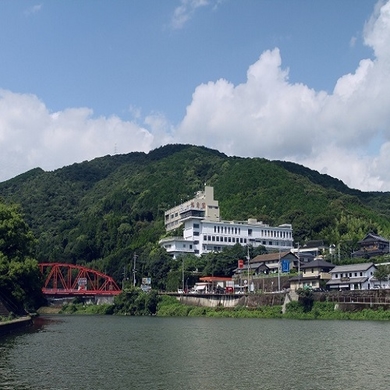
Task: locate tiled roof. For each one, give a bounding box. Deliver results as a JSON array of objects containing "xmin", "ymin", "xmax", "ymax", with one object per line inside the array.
[
  {"xmin": 300, "ymin": 259, "xmax": 335, "ymax": 269},
  {"xmin": 330, "ymin": 263, "xmax": 375, "ymax": 273},
  {"xmin": 327, "ymin": 277, "xmax": 368, "ymax": 285},
  {"xmin": 250, "ymin": 251, "xmax": 295, "ymax": 263}
]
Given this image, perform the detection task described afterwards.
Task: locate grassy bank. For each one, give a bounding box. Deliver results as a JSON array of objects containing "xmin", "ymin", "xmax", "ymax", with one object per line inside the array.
[
  {"xmin": 157, "ymin": 296, "xmax": 390, "ymax": 320},
  {"xmin": 37, "ymin": 292, "xmax": 390, "ymax": 321}
]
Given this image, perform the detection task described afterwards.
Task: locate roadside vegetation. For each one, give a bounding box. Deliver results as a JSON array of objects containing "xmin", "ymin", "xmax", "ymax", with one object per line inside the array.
[{"xmin": 55, "ymin": 291, "xmax": 390, "ymax": 321}]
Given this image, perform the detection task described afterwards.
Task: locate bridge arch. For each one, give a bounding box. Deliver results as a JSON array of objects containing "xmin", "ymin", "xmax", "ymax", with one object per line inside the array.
[{"xmin": 39, "ymin": 263, "xmax": 121, "ymax": 296}]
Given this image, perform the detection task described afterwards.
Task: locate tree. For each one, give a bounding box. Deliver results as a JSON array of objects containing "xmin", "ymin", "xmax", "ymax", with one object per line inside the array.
[
  {"xmin": 0, "ymin": 202, "xmax": 44, "ymax": 311},
  {"xmin": 374, "ymin": 264, "xmax": 390, "ymax": 289}
]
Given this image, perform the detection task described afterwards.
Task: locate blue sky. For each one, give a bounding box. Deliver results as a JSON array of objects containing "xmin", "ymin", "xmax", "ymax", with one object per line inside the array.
[{"xmin": 1, "ymin": 0, "xmax": 389, "ymax": 191}]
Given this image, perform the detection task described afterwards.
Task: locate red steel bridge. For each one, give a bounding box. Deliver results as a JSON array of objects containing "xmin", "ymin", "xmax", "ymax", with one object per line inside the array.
[{"xmin": 39, "ymin": 263, "xmax": 121, "ymax": 297}]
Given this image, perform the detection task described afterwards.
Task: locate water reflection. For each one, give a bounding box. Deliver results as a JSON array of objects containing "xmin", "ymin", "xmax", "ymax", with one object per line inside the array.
[{"xmin": 1, "ymin": 316, "xmax": 390, "ymax": 390}]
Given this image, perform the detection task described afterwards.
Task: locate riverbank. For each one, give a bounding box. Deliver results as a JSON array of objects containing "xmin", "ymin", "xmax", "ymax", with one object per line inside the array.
[
  {"xmin": 0, "ymin": 316, "xmax": 33, "ymax": 337},
  {"xmin": 38, "ymin": 294, "xmax": 390, "ymax": 321}
]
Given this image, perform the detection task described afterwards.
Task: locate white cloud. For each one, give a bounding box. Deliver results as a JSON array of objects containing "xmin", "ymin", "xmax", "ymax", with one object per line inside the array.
[
  {"xmin": 0, "ymin": 90, "xmax": 154, "ymax": 181},
  {"xmin": 172, "ymin": 0, "xmax": 390, "ymax": 191},
  {"xmin": 24, "ymin": 4, "xmax": 43, "ymax": 16},
  {"xmin": 2, "ymin": 1, "xmax": 390, "ymax": 192},
  {"xmin": 170, "ymin": 0, "xmax": 213, "ymax": 29}
]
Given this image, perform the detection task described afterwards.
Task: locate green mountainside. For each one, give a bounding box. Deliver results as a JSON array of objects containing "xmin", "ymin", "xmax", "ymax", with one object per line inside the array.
[{"xmin": 1, "ymin": 144, "xmax": 390, "ymax": 287}]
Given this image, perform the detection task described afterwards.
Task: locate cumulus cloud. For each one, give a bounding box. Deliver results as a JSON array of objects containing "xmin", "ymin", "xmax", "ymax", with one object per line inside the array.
[
  {"xmin": 173, "ymin": 0, "xmax": 390, "ymax": 191},
  {"xmin": 2, "ymin": 1, "xmax": 390, "ymax": 192},
  {"xmin": 0, "ymin": 90, "xmax": 154, "ymax": 181}
]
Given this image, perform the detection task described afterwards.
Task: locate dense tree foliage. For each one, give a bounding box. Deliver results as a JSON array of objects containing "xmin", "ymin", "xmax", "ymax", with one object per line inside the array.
[
  {"xmin": 0, "ymin": 202, "xmax": 44, "ymax": 311},
  {"xmin": 0, "ymin": 144, "xmax": 390, "ymax": 291}
]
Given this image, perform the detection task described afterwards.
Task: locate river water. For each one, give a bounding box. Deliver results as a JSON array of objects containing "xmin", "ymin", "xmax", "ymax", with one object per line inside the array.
[{"xmin": 1, "ymin": 315, "xmax": 390, "ymax": 390}]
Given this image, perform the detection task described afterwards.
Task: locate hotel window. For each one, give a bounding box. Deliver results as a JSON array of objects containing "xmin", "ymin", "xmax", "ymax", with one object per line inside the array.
[{"xmin": 248, "ymin": 229, "xmax": 253, "ymax": 236}]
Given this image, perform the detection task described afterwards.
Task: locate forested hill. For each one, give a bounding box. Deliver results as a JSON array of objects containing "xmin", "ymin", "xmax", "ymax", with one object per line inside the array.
[{"xmin": 0, "ymin": 144, "xmax": 390, "ymax": 283}]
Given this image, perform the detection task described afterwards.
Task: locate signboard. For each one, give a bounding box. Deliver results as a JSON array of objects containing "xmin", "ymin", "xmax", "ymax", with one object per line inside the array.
[
  {"xmin": 238, "ymin": 259, "xmax": 244, "ymax": 269},
  {"xmin": 77, "ymin": 277, "xmax": 87, "ymax": 290},
  {"xmin": 142, "ymin": 277, "xmax": 151, "ymax": 285},
  {"xmin": 281, "ymin": 260, "xmax": 290, "ymax": 273}
]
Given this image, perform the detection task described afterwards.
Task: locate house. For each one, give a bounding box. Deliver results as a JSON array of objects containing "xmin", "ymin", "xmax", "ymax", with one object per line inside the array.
[
  {"xmin": 326, "ymin": 262, "xmax": 377, "ymax": 290},
  {"xmin": 352, "ymin": 233, "xmax": 390, "ymax": 259},
  {"xmin": 291, "ymin": 240, "xmax": 330, "ymax": 264},
  {"xmin": 289, "ymin": 258, "xmax": 334, "ymax": 291},
  {"xmin": 233, "ymin": 251, "xmax": 299, "ymax": 278},
  {"xmin": 160, "ymin": 186, "xmax": 294, "ymax": 258}
]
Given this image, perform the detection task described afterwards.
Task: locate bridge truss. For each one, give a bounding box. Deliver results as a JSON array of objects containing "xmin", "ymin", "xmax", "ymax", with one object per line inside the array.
[{"xmin": 39, "ymin": 263, "xmax": 121, "ymax": 296}]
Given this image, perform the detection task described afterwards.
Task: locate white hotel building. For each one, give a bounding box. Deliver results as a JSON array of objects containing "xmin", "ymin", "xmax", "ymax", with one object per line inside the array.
[{"xmin": 159, "ymin": 186, "xmax": 293, "ymax": 258}]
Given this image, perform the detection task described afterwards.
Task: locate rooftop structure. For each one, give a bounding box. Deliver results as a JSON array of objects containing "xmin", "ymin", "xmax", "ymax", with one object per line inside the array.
[{"xmin": 164, "ymin": 186, "xmax": 220, "ymax": 232}]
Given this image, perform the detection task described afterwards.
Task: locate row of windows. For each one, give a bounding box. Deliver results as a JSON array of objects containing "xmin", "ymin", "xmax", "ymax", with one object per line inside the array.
[
  {"xmin": 334, "ymin": 272, "xmax": 365, "ymax": 278},
  {"xmin": 204, "ymin": 235, "xmax": 248, "ymax": 244},
  {"xmin": 208, "ymin": 225, "xmax": 292, "ymax": 239},
  {"xmin": 213, "ymin": 226, "xmax": 241, "ymax": 234},
  {"xmin": 202, "ymin": 235, "xmax": 288, "ymax": 247}
]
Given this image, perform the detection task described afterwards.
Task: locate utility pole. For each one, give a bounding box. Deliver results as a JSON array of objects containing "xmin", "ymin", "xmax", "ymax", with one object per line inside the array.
[
  {"xmin": 278, "ymin": 248, "xmax": 281, "ymax": 292},
  {"xmin": 122, "ymin": 265, "xmax": 126, "ymax": 290},
  {"xmin": 182, "ymin": 257, "xmax": 185, "ymax": 292},
  {"xmin": 297, "ymin": 242, "xmax": 301, "ymax": 289},
  {"xmin": 247, "ymin": 246, "xmax": 250, "ymax": 293},
  {"xmin": 133, "ymin": 253, "xmax": 137, "ymax": 287}
]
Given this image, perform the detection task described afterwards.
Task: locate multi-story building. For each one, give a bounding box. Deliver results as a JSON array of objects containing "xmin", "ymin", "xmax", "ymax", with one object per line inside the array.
[
  {"xmin": 160, "ymin": 186, "xmax": 294, "ymax": 258},
  {"xmin": 164, "ymin": 186, "xmax": 220, "ymax": 231},
  {"xmin": 326, "ymin": 262, "xmax": 377, "ymax": 290},
  {"xmin": 352, "ymin": 232, "xmax": 390, "ymax": 259}
]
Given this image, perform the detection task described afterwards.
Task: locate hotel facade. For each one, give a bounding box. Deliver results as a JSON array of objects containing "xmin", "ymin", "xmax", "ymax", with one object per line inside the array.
[{"xmin": 160, "ymin": 186, "xmax": 293, "ymax": 258}]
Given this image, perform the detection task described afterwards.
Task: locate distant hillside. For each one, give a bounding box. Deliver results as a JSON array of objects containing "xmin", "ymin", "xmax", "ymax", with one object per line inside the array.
[{"xmin": 1, "ymin": 144, "xmax": 390, "ymax": 283}]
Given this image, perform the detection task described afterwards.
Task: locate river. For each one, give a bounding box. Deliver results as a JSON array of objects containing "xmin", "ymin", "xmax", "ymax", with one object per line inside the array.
[{"xmin": 1, "ymin": 315, "xmax": 390, "ymax": 389}]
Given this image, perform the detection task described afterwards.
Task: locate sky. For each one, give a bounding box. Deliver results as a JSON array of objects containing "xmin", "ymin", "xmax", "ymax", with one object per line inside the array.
[{"xmin": 0, "ymin": 0, "xmax": 389, "ymax": 192}]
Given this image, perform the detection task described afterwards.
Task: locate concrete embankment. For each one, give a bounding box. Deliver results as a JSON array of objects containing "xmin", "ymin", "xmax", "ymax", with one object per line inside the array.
[{"xmin": 0, "ymin": 316, "xmax": 33, "ymax": 337}]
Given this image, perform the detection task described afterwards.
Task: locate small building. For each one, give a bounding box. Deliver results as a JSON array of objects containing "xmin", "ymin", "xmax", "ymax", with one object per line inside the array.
[
  {"xmin": 326, "ymin": 262, "xmax": 377, "ymax": 290},
  {"xmin": 352, "ymin": 233, "xmax": 390, "ymax": 259},
  {"xmin": 233, "ymin": 251, "xmax": 299, "ymax": 278},
  {"xmin": 289, "ymin": 259, "xmax": 334, "ymax": 291},
  {"xmin": 190, "ymin": 276, "xmax": 233, "ymax": 294}
]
